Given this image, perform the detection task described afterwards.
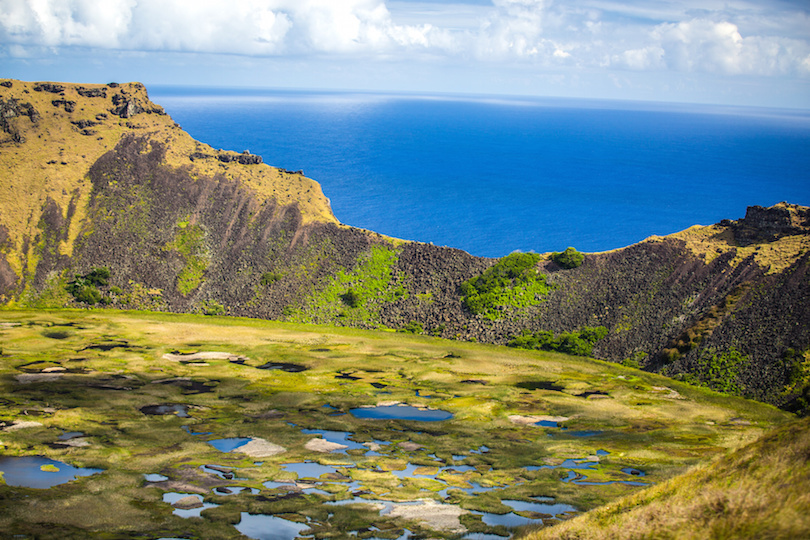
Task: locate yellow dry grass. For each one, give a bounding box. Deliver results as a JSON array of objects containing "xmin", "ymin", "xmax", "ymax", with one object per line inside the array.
[
  {"xmin": 644, "ymin": 204, "xmax": 810, "ymax": 274},
  {"xmin": 526, "ymin": 417, "xmax": 810, "ymax": 540},
  {"xmin": 0, "ymin": 79, "xmax": 337, "ymax": 284}
]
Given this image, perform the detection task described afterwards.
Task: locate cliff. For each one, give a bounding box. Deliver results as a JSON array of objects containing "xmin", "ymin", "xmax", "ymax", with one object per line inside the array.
[{"xmin": 1, "ymin": 79, "xmax": 808, "ymax": 411}]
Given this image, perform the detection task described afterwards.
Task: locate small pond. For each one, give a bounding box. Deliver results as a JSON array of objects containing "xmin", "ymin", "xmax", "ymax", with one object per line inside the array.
[
  {"xmin": 0, "ymin": 456, "xmax": 102, "ymax": 488},
  {"xmin": 234, "ymin": 512, "xmax": 313, "ymax": 540},
  {"xmin": 163, "ymin": 492, "xmax": 219, "ymax": 518},
  {"xmin": 206, "ymin": 437, "xmax": 252, "ymax": 452},
  {"xmin": 57, "ymin": 431, "xmax": 85, "ymax": 440},
  {"xmin": 474, "ymin": 498, "xmax": 576, "ymax": 528},
  {"xmin": 280, "ymin": 461, "xmax": 354, "ymax": 480},
  {"xmin": 350, "ymin": 404, "xmax": 453, "ymax": 421}
]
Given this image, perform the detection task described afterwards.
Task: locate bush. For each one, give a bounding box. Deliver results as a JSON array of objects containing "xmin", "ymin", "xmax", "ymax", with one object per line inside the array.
[
  {"xmin": 551, "ymin": 247, "xmax": 584, "ymax": 269},
  {"xmin": 341, "ymin": 288, "xmax": 361, "ymax": 308},
  {"xmin": 200, "ymin": 300, "xmax": 225, "ymax": 316},
  {"xmin": 681, "ymin": 348, "xmax": 750, "ymax": 394},
  {"xmin": 66, "ymin": 267, "xmax": 111, "ymax": 304},
  {"xmin": 401, "ymin": 321, "xmax": 424, "ymax": 334},
  {"xmin": 260, "ymin": 272, "xmax": 282, "ymax": 286},
  {"xmin": 460, "ymin": 252, "xmax": 549, "ymax": 318},
  {"xmin": 84, "ymin": 267, "xmax": 111, "ymax": 286},
  {"xmin": 507, "ymin": 326, "xmax": 608, "ymax": 357}
]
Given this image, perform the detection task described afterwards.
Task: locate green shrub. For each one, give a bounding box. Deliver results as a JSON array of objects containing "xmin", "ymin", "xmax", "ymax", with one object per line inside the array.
[
  {"xmin": 460, "ymin": 252, "xmax": 549, "ymax": 318},
  {"xmin": 341, "ymin": 288, "xmax": 361, "ymax": 308},
  {"xmin": 85, "ymin": 267, "xmax": 111, "ymax": 286},
  {"xmin": 681, "ymin": 348, "xmax": 750, "ymax": 394},
  {"xmin": 260, "ymin": 272, "xmax": 282, "ymax": 286},
  {"xmin": 401, "ymin": 321, "xmax": 424, "ymax": 334},
  {"xmin": 74, "ymin": 286, "xmax": 102, "ymax": 305},
  {"xmin": 200, "ymin": 300, "xmax": 225, "ymax": 316},
  {"xmin": 65, "ymin": 267, "xmax": 111, "ymax": 304},
  {"xmin": 508, "ymin": 326, "xmax": 608, "ymax": 357},
  {"xmin": 551, "ymin": 247, "xmax": 584, "ymax": 269}
]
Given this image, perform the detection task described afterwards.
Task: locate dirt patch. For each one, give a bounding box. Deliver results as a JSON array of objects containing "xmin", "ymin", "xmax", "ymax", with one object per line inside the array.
[
  {"xmin": 305, "ymin": 438, "xmax": 348, "ymax": 453},
  {"xmin": 3, "ymin": 420, "xmax": 44, "ymax": 431},
  {"xmin": 172, "ymin": 495, "xmax": 204, "ymax": 509},
  {"xmin": 388, "ymin": 500, "xmax": 467, "ymax": 534},
  {"xmin": 15, "ymin": 373, "xmax": 64, "ymax": 384},
  {"xmin": 163, "ymin": 351, "xmax": 247, "ymax": 363},
  {"xmin": 509, "ymin": 415, "xmax": 571, "ymax": 426},
  {"xmin": 236, "ymin": 438, "xmax": 286, "ymax": 458}
]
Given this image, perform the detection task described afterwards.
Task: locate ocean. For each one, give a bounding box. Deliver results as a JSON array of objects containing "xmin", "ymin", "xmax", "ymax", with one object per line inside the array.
[{"xmin": 149, "ymin": 87, "xmax": 810, "ymax": 258}]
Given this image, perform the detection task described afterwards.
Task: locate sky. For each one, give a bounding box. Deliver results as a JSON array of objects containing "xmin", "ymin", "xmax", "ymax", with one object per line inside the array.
[{"xmin": 1, "ymin": 0, "xmax": 810, "ymax": 108}]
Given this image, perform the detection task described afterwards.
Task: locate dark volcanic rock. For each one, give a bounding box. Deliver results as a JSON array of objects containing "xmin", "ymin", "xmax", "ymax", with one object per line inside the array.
[
  {"xmin": 733, "ymin": 204, "xmax": 810, "ymax": 246},
  {"xmin": 34, "ymin": 83, "xmax": 65, "ymax": 93},
  {"xmin": 76, "ymin": 87, "xmax": 107, "ymax": 98},
  {"xmin": 51, "ymin": 99, "xmax": 76, "ymax": 113}
]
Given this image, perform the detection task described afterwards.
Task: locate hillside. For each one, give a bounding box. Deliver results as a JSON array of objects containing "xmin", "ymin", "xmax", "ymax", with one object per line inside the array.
[
  {"xmin": 1, "ymin": 79, "xmax": 809, "ymax": 411},
  {"xmin": 527, "ymin": 415, "xmax": 810, "ymax": 539}
]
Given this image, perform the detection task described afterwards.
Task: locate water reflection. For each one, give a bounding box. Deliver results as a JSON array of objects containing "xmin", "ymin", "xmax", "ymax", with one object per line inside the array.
[
  {"xmin": 0, "ymin": 456, "xmax": 102, "ymax": 488},
  {"xmin": 235, "ymin": 512, "xmax": 313, "ymax": 540},
  {"xmin": 350, "ymin": 404, "xmax": 453, "ymax": 421}
]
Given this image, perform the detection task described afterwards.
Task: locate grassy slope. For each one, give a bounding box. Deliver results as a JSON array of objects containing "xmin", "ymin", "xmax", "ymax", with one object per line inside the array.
[
  {"xmin": 528, "ymin": 416, "xmax": 810, "ymax": 540},
  {"xmin": 0, "ymin": 79, "xmax": 336, "ymax": 285},
  {"xmin": 0, "ymin": 308, "xmax": 794, "ymax": 538},
  {"xmin": 647, "ymin": 205, "xmax": 810, "ymax": 275}
]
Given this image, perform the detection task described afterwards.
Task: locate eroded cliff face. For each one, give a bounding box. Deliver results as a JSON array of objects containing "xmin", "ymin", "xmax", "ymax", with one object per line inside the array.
[
  {"xmin": 0, "ymin": 79, "xmax": 336, "ymax": 303},
  {"xmin": 1, "ymin": 79, "xmax": 808, "ymax": 410}
]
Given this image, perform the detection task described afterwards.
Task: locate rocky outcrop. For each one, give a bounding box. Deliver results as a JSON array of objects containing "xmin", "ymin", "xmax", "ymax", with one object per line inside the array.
[
  {"xmin": 1, "ymin": 97, "xmax": 39, "ymax": 142},
  {"xmin": 732, "ymin": 203, "xmax": 810, "ymax": 245},
  {"xmin": 110, "ymin": 84, "xmax": 165, "ymax": 118}
]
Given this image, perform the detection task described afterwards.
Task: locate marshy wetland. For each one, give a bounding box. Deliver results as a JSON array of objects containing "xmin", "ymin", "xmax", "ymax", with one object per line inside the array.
[{"xmin": 0, "ymin": 310, "xmax": 791, "ymax": 539}]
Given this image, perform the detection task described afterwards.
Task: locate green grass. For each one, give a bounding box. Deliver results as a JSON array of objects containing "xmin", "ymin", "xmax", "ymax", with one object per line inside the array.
[
  {"xmin": 0, "ymin": 308, "xmax": 794, "ymax": 539},
  {"xmin": 163, "ymin": 222, "xmax": 209, "ymax": 295},
  {"xmin": 288, "ymin": 244, "xmax": 408, "ymax": 325}
]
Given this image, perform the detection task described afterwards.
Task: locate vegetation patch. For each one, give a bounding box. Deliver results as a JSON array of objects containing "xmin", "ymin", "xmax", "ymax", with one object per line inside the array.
[
  {"xmin": 163, "ymin": 222, "xmax": 209, "ymax": 296},
  {"xmin": 460, "ymin": 252, "xmax": 549, "ymax": 319},
  {"xmin": 65, "ymin": 267, "xmax": 112, "ymax": 305},
  {"xmin": 289, "ymin": 244, "xmax": 408, "ymax": 326},
  {"xmin": 550, "ymin": 247, "xmax": 585, "ymax": 269},
  {"xmin": 675, "ymin": 348, "xmax": 750, "ymax": 395},
  {"xmin": 508, "ymin": 326, "xmax": 608, "ymax": 357}
]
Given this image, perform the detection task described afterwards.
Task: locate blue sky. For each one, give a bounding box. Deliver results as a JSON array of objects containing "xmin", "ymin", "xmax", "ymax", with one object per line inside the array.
[{"xmin": 2, "ymin": 0, "xmax": 809, "ymax": 108}]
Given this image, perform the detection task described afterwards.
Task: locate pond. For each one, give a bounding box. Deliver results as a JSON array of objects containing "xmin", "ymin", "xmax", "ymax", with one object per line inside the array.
[
  {"xmin": 162, "ymin": 492, "xmax": 219, "ymax": 518},
  {"xmin": 234, "ymin": 512, "xmax": 313, "ymax": 540},
  {"xmin": 206, "ymin": 437, "xmax": 252, "ymax": 452},
  {"xmin": 350, "ymin": 404, "xmax": 453, "ymax": 421},
  {"xmin": 280, "ymin": 461, "xmax": 354, "ymax": 480},
  {"xmin": 473, "ymin": 498, "xmax": 577, "ymax": 528},
  {"xmin": 0, "ymin": 456, "xmax": 102, "ymax": 488}
]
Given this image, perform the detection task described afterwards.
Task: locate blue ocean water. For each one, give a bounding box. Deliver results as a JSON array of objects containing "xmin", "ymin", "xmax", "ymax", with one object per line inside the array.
[{"xmin": 150, "ymin": 87, "xmax": 810, "ymax": 258}]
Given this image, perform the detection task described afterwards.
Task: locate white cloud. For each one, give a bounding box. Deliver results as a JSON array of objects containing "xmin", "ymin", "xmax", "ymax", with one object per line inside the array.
[{"xmin": 0, "ymin": 0, "xmax": 807, "ymax": 78}]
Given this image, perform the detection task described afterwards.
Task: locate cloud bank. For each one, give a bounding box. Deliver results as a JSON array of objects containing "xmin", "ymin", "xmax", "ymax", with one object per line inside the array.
[{"xmin": 2, "ymin": 0, "xmax": 808, "ymax": 77}]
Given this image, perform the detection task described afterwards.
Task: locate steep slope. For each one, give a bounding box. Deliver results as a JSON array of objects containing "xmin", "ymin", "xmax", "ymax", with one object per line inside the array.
[
  {"xmin": 1, "ymin": 79, "xmax": 808, "ymax": 410},
  {"xmin": 526, "ymin": 416, "xmax": 810, "ymax": 540},
  {"xmin": 0, "ymin": 79, "xmax": 336, "ymax": 302}
]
